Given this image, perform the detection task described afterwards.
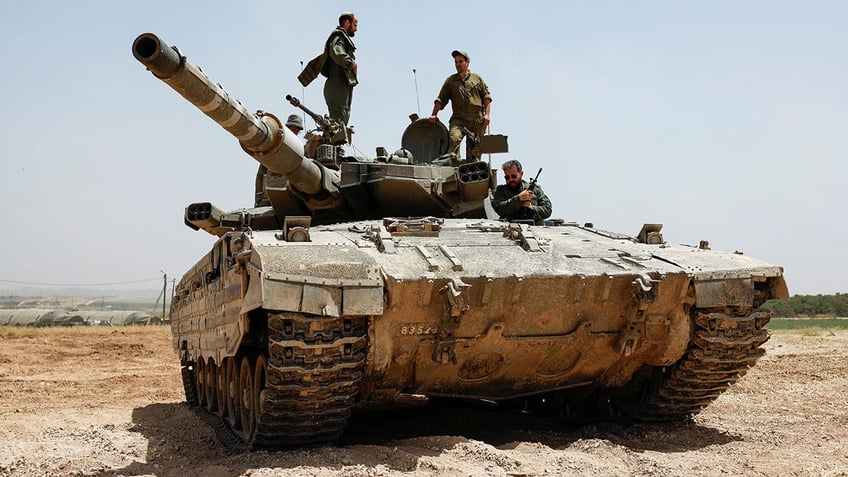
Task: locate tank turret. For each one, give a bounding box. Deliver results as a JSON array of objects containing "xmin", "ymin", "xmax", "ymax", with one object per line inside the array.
[{"xmin": 132, "ymin": 33, "xmax": 493, "ymax": 235}]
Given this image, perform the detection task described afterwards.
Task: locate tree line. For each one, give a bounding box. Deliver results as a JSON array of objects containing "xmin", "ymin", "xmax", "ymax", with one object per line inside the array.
[{"xmin": 762, "ymin": 293, "xmax": 848, "ymax": 317}]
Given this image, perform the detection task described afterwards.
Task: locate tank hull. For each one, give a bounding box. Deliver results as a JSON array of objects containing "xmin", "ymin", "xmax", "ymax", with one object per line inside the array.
[{"xmin": 171, "ymin": 219, "xmax": 787, "ymax": 447}]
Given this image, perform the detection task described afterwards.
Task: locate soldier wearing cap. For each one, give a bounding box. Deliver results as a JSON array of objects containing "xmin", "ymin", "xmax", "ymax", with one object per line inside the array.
[
  {"xmin": 429, "ymin": 50, "xmax": 492, "ymax": 161},
  {"xmin": 254, "ymin": 114, "xmax": 304, "ymax": 207}
]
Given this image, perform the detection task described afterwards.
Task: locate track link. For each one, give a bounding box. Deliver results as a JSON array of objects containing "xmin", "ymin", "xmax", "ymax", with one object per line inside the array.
[
  {"xmin": 635, "ymin": 309, "xmax": 771, "ymax": 419},
  {"xmin": 252, "ymin": 312, "xmax": 368, "ymax": 447}
]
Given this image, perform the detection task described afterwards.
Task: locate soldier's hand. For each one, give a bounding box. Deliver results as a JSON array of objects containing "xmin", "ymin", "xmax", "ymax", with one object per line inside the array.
[
  {"xmin": 428, "ymin": 115, "xmax": 438, "ymax": 124},
  {"xmin": 353, "ymin": 62, "xmax": 358, "ymax": 76},
  {"xmin": 482, "ymin": 114, "xmax": 490, "ymax": 129},
  {"xmin": 518, "ymin": 190, "xmax": 534, "ymax": 202},
  {"xmin": 521, "ymin": 200, "xmax": 532, "ymax": 209}
]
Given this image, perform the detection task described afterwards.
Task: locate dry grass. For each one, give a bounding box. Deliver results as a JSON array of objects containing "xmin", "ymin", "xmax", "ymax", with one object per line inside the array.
[{"xmin": 0, "ymin": 324, "xmax": 171, "ymax": 339}]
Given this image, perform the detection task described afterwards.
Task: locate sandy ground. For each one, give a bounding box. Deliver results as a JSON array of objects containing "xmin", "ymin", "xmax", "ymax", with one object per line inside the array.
[{"xmin": 0, "ymin": 325, "xmax": 846, "ymax": 477}]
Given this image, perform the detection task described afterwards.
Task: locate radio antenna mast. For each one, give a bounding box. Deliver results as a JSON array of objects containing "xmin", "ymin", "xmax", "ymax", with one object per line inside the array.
[
  {"xmin": 412, "ymin": 68, "xmax": 421, "ymax": 115},
  {"xmin": 300, "ymin": 60, "xmax": 306, "ymax": 126}
]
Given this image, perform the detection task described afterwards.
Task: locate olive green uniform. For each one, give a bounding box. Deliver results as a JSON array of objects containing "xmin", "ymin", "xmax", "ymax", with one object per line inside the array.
[
  {"xmin": 492, "ymin": 180, "xmax": 552, "ymax": 225},
  {"xmin": 322, "ymin": 28, "xmax": 357, "ymax": 125},
  {"xmin": 434, "ymin": 72, "xmax": 491, "ymax": 159}
]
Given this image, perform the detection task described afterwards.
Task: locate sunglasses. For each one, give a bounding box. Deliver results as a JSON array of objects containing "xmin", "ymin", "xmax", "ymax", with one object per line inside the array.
[{"xmin": 504, "ymin": 173, "xmax": 520, "ymax": 179}]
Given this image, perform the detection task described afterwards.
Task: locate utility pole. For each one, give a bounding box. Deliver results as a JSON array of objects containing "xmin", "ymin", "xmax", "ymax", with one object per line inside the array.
[
  {"xmin": 162, "ymin": 272, "xmax": 167, "ymax": 320},
  {"xmin": 170, "ymin": 279, "xmax": 176, "ymax": 321}
]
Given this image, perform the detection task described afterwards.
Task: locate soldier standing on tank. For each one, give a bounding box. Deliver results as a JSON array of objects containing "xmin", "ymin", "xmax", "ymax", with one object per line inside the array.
[
  {"xmin": 255, "ymin": 114, "xmax": 304, "ymax": 207},
  {"xmin": 492, "ymin": 159, "xmax": 552, "ymax": 225},
  {"xmin": 428, "ymin": 50, "xmax": 492, "ymax": 161},
  {"xmin": 299, "ymin": 13, "xmax": 358, "ymax": 126}
]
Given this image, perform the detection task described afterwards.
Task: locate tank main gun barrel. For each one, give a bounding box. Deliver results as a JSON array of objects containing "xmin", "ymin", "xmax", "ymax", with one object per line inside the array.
[{"xmin": 131, "ymin": 33, "xmax": 334, "ymax": 197}]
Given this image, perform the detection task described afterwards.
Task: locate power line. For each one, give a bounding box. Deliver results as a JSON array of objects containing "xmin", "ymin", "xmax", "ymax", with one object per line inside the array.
[{"xmin": 0, "ymin": 278, "xmax": 162, "ymax": 287}]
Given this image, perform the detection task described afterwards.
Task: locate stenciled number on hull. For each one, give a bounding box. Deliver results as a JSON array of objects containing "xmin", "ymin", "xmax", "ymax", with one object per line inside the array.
[{"xmin": 399, "ymin": 324, "xmax": 437, "ymax": 336}]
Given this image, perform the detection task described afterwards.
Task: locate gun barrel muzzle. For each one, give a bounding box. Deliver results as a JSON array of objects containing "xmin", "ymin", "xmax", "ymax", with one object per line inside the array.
[{"xmin": 132, "ymin": 33, "xmax": 182, "ymax": 79}]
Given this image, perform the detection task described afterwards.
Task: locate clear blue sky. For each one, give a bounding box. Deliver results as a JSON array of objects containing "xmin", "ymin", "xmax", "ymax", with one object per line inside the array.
[{"xmin": 0, "ymin": 1, "xmax": 845, "ymax": 295}]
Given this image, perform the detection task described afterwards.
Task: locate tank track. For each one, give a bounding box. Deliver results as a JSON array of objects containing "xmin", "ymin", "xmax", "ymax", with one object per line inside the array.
[
  {"xmin": 253, "ymin": 312, "xmax": 368, "ymax": 447},
  {"xmin": 192, "ymin": 405, "xmax": 250, "ymax": 453},
  {"xmin": 631, "ymin": 308, "xmax": 772, "ymax": 420},
  {"xmin": 180, "ymin": 364, "xmax": 199, "ymax": 406}
]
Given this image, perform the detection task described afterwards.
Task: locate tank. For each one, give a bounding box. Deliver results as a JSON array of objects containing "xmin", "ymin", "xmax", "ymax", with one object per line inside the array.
[{"xmin": 132, "ymin": 33, "xmax": 789, "ymax": 449}]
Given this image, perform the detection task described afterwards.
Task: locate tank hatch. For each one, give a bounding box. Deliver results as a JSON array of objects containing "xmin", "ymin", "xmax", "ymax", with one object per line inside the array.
[{"xmin": 401, "ymin": 118, "xmax": 449, "ymax": 164}]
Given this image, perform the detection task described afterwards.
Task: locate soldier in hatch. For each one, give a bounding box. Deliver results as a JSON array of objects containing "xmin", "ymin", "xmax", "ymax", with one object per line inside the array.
[
  {"xmin": 255, "ymin": 114, "xmax": 303, "ymax": 207},
  {"xmin": 492, "ymin": 159, "xmax": 552, "ymax": 225}
]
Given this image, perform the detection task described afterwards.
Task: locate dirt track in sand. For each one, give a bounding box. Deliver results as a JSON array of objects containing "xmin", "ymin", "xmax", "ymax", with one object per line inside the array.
[{"xmin": 1, "ymin": 326, "xmax": 847, "ymax": 477}]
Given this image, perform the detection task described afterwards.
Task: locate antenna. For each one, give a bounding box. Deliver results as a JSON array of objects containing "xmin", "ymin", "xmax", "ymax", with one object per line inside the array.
[
  {"xmin": 300, "ymin": 60, "xmax": 306, "ymax": 127},
  {"xmin": 412, "ymin": 68, "xmax": 421, "ymax": 115}
]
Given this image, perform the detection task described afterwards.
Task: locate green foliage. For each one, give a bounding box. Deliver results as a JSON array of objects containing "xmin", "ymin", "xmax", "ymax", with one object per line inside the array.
[{"xmin": 762, "ymin": 292, "xmax": 848, "ymax": 317}]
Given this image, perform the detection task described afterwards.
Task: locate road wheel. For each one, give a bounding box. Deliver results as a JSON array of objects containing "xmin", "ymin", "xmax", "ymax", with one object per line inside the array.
[
  {"xmin": 226, "ymin": 357, "xmax": 241, "ymax": 429},
  {"xmin": 205, "ymin": 358, "xmax": 217, "ymax": 413},
  {"xmin": 239, "ymin": 356, "xmax": 256, "ymax": 441},
  {"xmin": 216, "ymin": 359, "xmax": 228, "ymax": 417},
  {"xmin": 196, "ymin": 358, "xmax": 207, "ymax": 407},
  {"xmin": 252, "ymin": 353, "xmax": 267, "ymax": 443}
]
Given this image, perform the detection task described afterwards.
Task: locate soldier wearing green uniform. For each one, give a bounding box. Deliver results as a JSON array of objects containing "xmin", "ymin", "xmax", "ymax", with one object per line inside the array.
[
  {"xmin": 492, "ymin": 160, "xmax": 552, "ymax": 225},
  {"xmin": 322, "ymin": 13, "xmax": 358, "ymax": 125},
  {"xmin": 428, "ymin": 50, "xmax": 492, "ymax": 161},
  {"xmin": 298, "ymin": 13, "xmax": 358, "ymax": 125}
]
